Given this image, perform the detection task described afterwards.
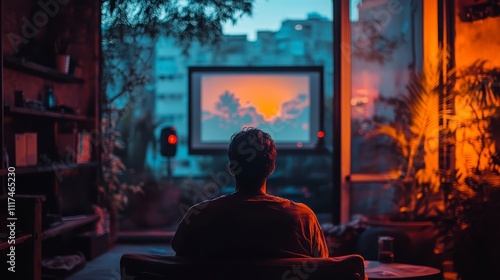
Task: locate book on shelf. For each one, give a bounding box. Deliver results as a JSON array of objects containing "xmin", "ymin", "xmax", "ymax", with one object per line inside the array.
[
  {"xmin": 76, "ymin": 132, "xmax": 91, "ymax": 163},
  {"xmin": 15, "ymin": 133, "xmax": 38, "ymax": 166},
  {"xmin": 15, "ymin": 133, "xmax": 27, "ymax": 166},
  {"xmin": 26, "ymin": 133, "xmax": 38, "ymax": 166}
]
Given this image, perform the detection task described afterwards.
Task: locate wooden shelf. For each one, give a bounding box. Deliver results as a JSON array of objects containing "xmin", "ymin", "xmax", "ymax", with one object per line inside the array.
[
  {"xmin": 0, "ymin": 234, "xmax": 33, "ymax": 250},
  {"xmin": 42, "ymin": 214, "xmax": 98, "ymax": 240},
  {"xmin": 3, "ymin": 54, "xmax": 85, "ymax": 83},
  {"xmin": 4, "ymin": 106, "xmax": 93, "ymax": 121},
  {"xmin": 0, "ymin": 162, "xmax": 98, "ymax": 176}
]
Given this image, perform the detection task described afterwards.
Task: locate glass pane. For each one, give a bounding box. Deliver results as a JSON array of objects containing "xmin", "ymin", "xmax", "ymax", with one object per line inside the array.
[
  {"xmin": 348, "ymin": 1, "xmax": 424, "ymax": 220},
  {"xmin": 350, "ymin": 183, "xmax": 398, "ymax": 218},
  {"xmin": 350, "ymin": 0, "xmax": 422, "ymax": 174}
]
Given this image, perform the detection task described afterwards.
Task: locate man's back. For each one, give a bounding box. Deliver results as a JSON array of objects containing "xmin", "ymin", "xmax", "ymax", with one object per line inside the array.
[{"xmin": 171, "ymin": 193, "xmax": 329, "ymax": 258}]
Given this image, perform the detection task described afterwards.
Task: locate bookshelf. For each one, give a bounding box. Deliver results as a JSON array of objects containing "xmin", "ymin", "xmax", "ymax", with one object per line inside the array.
[{"xmin": 1, "ymin": 1, "xmax": 102, "ymax": 279}]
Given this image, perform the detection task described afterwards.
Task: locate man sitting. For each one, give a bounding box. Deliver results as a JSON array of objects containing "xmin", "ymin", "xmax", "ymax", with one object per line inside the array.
[{"xmin": 171, "ymin": 128, "xmax": 329, "ymax": 258}]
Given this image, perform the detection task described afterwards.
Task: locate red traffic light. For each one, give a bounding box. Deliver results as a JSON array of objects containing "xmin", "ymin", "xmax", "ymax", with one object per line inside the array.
[
  {"xmin": 168, "ymin": 135, "xmax": 177, "ymax": 145},
  {"xmin": 160, "ymin": 126, "xmax": 177, "ymax": 157}
]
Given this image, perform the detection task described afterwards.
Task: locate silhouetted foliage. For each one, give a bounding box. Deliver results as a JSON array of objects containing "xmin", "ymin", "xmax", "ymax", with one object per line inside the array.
[
  {"xmin": 366, "ymin": 55, "xmax": 449, "ymax": 221},
  {"xmin": 432, "ymin": 63, "xmax": 500, "ymax": 280},
  {"xmin": 101, "ymin": 0, "xmax": 254, "ymax": 106},
  {"xmin": 99, "ymin": 0, "xmax": 254, "ymax": 211},
  {"xmin": 102, "ymin": 0, "xmax": 253, "ymax": 54}
]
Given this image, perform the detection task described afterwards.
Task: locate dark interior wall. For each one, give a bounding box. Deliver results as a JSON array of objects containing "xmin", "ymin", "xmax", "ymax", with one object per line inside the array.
[{"xmin": 2, "ymin": 0, "xmax": 98, "ymax": 116}]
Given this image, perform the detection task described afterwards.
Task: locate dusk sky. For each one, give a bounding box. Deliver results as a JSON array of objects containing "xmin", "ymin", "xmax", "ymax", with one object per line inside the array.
[{"xmin": 201, "ymin": 74, "xmax": 310, "ymax": 121}]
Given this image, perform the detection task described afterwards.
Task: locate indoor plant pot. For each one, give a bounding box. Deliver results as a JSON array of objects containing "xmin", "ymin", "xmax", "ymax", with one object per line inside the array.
[{"xmin": 55, "ymin": 54, "xmax": 70, "ymax": 73}]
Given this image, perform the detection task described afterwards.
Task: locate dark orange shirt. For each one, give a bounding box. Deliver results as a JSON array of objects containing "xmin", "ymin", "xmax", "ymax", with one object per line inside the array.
[{"xmin": 171, "ymin": 192, "xmax": 329, "ymax": 259}]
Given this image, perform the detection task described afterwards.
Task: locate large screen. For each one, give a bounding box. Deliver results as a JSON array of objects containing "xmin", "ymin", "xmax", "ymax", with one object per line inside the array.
[{"xmin": 189, "ymin": 66, "xmax": 324, "ymax": 154}]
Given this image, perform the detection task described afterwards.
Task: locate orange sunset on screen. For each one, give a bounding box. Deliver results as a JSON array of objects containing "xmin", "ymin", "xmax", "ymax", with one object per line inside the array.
[{"xmin": 201, "ymin": 75, "xmax": 310, "ymax": 121}]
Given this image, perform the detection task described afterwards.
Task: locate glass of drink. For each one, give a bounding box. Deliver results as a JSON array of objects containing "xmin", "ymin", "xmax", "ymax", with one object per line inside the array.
[{"xmin": 378, "ymin": 236, "xmax": 394, "ymax": 263}]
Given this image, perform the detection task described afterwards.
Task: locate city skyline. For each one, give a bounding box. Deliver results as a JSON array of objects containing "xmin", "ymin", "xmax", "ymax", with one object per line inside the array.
[
  {"xmin": 222, "ymin": 0, "xmax": 334, "ymax": 41},
  {"xmin": 222, "ymin": 0, "xmax": 362, "ymax": 40}
]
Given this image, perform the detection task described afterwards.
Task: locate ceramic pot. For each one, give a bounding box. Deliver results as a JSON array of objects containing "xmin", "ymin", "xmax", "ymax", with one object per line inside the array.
[{"xmin": 56, "ymin": 54, "xmax": 70, "ymax": 74}]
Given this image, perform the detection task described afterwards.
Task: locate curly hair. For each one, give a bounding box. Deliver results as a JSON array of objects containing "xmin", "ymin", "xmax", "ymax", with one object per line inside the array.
[{"xmin": 227, "ymin": 128, "xmax": 277, "ymax": 189}]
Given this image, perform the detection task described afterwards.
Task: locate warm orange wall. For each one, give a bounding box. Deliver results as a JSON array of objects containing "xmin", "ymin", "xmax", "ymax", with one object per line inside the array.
[
  {"xmin": 454, "ymin": 0, "xmax": 500, "ymax": 175},
  {"xmin": 454, "ymin": 3, "xmax": 500, "ymax": 68}
]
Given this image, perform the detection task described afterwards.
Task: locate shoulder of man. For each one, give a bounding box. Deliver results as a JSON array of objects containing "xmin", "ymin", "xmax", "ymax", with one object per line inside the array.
[
  {"xmin": 293, "ymin": 201, "xmax": 317, "ymax": 217},
  {"xmin": 267, "ymin": 195, "xmax": 316, "ymax": 215},
  {"xmin": 187, "ymin": 193, "xmax": 232, "ymax": 213},
  {"xmin": 179, "ymin": 194, "xmax": 233, "ymax": 226}
]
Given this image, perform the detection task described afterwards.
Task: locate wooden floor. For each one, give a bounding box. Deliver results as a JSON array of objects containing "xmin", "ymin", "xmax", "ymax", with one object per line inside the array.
[{"xmin": 66, "ymin": 243, "xmax": 175, "ymax": 280}]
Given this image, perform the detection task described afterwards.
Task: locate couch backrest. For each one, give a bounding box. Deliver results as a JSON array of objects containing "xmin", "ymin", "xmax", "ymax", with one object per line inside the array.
[{"xmin": 120, "ymin": 253, "xmax": 365, "ymax": 280}]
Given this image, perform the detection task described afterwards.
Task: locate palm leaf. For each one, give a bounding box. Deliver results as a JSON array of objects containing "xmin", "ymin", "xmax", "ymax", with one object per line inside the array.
[
  {"xmin": 483, "ymin": 172, "xmax": 500, "ymax": 187},
  {"xmin": 365, "ymin": 124, "xmax": 409, "ymax": 158},
  {"xmin": 366, "ymin": 48, "xmax": 455, "ymax": 220}
]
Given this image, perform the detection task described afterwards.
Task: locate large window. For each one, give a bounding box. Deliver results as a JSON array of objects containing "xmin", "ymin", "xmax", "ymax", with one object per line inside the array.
[{"xmin": 105, "ymin": 0, "xmax": 334, "ymax": 231}]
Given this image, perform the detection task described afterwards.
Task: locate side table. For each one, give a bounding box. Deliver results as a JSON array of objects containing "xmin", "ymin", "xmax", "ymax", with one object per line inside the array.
[{"xmin": 364, "ymin": 261, "xmax": 441, "ymax": 280}]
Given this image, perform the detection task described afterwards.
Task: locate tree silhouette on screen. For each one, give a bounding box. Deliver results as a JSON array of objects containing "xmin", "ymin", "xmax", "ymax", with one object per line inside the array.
[{"xmin": 216, "ymin": 91, "xmax": 240, "ymax": 121}]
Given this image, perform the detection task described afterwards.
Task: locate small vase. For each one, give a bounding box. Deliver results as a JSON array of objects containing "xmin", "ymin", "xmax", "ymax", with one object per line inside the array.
[{"xmin": 56, "ymin": 54, "xmax": 70, "ymax": 74}]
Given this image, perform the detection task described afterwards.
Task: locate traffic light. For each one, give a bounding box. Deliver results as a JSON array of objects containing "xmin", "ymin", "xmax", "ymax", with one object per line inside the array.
[{"xmin": 160, "ymin": 126, "xmax": 177, "ymax": 157}]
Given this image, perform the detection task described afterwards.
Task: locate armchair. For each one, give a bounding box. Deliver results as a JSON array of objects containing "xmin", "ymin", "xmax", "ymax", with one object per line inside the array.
[{"xmin": 120, "ymin": 253, "xmax": 365, "ymax": 280}]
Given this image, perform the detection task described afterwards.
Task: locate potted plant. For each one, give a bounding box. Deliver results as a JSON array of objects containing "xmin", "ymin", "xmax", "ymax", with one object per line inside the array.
[
  {"xmin": 50, "ymin": 1, "xmax": 87, "ymax": 74},
  {"xmin": 436, "ymin": 163, "xmax": 500, "ymax": 280},
  {"xmin": 54, "ymin": 38, "xmax": 71, "ymax": 73},
  {"xmin": 433, "ymin": 62, "xmax": 500, "ymax": 280}
]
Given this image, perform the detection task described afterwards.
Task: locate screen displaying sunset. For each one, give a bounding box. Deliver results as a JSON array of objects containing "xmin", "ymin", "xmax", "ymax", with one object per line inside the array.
[{"xmin": 200, "ymin": 74, "xmax": 311, "ymax": 143}]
